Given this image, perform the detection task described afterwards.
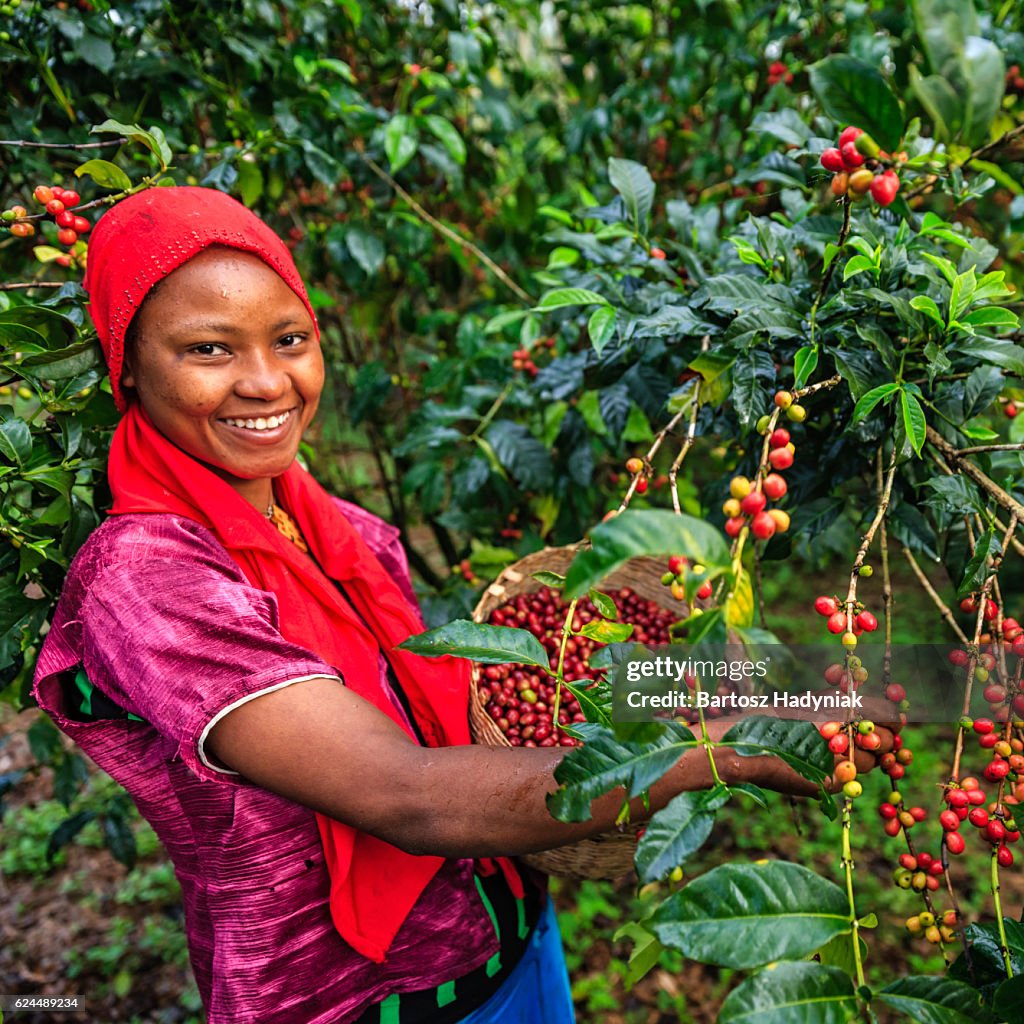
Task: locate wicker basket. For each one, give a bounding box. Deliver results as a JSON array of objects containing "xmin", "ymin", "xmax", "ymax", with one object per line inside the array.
[{"xmin": 470, "ymin": 545, "xmax": 682, "ymax": 880}]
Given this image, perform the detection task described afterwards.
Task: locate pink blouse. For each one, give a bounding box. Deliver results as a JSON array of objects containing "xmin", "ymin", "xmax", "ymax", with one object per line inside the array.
[{"xmin": 34, "ymin": 502, "xmax": 507, "ymax": 1023}]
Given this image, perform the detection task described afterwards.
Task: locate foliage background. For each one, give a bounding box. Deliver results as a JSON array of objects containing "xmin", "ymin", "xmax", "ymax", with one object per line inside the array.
[{"xmin": 1, "ymin": 0, "xmax": 1023, "ymax": 1020}]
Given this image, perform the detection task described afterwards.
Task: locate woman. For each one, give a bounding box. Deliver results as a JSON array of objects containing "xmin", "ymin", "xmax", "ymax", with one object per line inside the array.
[{"xmin": 33, "ymin": 187, "xmax": 894, "ymax": 1024}]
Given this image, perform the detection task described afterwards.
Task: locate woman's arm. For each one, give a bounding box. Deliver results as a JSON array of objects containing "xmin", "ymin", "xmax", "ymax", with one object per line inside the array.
[{"xmin": 206, "ymin": 677, "xmax": 894, "ymax": 859}]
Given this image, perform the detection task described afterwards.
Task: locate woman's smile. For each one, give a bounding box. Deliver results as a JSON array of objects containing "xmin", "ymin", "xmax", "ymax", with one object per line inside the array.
[{"xmin": 120, "ymin": 247, "xmax": 324, "ymax": 510}]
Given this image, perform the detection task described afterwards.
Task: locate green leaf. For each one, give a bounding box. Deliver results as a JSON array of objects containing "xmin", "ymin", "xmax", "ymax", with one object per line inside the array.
[
  {"xmin": 484, "ymin": 420, "xmax": 554, "ymax": 490},
  {"xmin": 0, "ymin": 418, "xmax": 32, "ymax": 467},
  {"xmin": 913, "ymin": 0, "xmax": 978, "ymax": 74},
  {"xmin": 718, "ymin": 962, "xmax": 858, "ymax": 1024},
  {"xmin": 879, "ymin": 976, "xmax": 996, "ymax": 1024},
  {"xmin": 32, "ymin": 246, "xmax": 65, "ymax": 264},
  {"xmin": 950, "ymin": 267, "xmax": 977, "ymax": 321},
  {"xmin": 722, "ymin": 717, "xmax": 834, "ymax": 789},
  {"xmin": 808, "ymin": 55, "xmax": 904, "ymax": 150},
  {"xmin": 345, "ymin": 228, "xmax": 386, "ymax": 275},
  {"xmin": 793, "ymin": 346, "xmax": 818, "ymax": 390},
  {"xmin": 689, "ymin": 349, "xmax": 735, "ymax": 382},
  {"xmin": 385, "ymin": 115, "xmax": 418, "ymax": 173},
  {"xmin": 563, "ymin": 678, "xmax": 612, "ymax": 726},
  {"xmin": 652, "ymin": 861, "xmax": 850, "ymax": 968},
  {"xmin": 952, "ymin": 339, "xmax": 1024, "ymax": 376},
  {"xmin": 588, "ymin": 589, "xmax": 618, "ymax": 620},
  {"xmin": 634, "ymin": 785, "xmax": 728, "ymax": 883},
  {"xmin": 564, "ymin": 510, "xmax": 730, "ymax": 599},
  {"xmin": 909, "ymin": 67, "xmax": 962, "ymax": 142},
  {"xmin": 959, "ymin": 37, "xmax": 1006, "ymax": 147},
  {"xmin": 962, "ymin": 307, "xmax": 1018, "ymax": 329},
  {"xmin": 577, "ymin": 620, "xmax": 634, "ymax": 643},
  {"xmin": 396, "ymin": 620, "xmax": 550, "ymax": 668},
  {"xmin": 607, "ymin": 157, "xmax": 655, "ymax": 231},
  {"xmin": 724, "ymin": 566, "xmax": 754, "ymax": 628},
  {"xmin": 236, "ymin": 157, "xmax": 264, "ymax": 207},
  {"xmin": 910, "ymin": 295, "xmax": 945, "ymax": 326},
  {"xmin": 532, "ymin": 571, "xmax": 565, "ymax": 588},
  {"xmin": 993, "ymin": 975, "xmax": 1024, "ymax": 1020},
  {"xmin": 423, "ymin": 115, "xmax": 466, "ymax": 165},
  {"xmin": 535, "ymin": 288, "xmax": 611, "ymax": 312},
  {"xmin": 587, "ymin": 305, "xmax": 617, "ymax": 355},
  {"xmin": 21, "ymin": 341, "xmax": 103, "ymax": 380},
  {"xmin": 842, "ymin": 254, "xmax": 876, "ymax": 281},
  {"xmin": 900, "ymin": 389, "xmax": 927, "ymax": 456},
  {"xmin": 613, "ymin": 922, "xmax": 665, "ymax": 988},
  {"xmin": 728, "ymin": 236, "xmax": 767, "ymax": 269},
  {"xmin": 90, "ymin": 119, "xmax": 171, "ymax": 169},
  {"xmin": 547, "ymin": 721, "xmax": 697, "ymax": 822},
  {"xmin": 74, "ymin": 158, "xmax": 132, "ymax": 191},
  {"xmin": 852, "ymin": 382, "xmax": 899, "ymax": 423},
  {"xmin": 957, "ymin": 526, "xmax": 999, "ymax": 598}
]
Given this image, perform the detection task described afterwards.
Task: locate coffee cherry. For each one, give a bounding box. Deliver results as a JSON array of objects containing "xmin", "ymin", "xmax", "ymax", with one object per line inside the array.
[
  {"xmin": 829, "ymin": 733, "xmax": 849, "ymax": 754},
  {"xmin": 843, "ymin": 780, "xmax": 862, "ymax": 799},
  {"xmin": 1006, "ymin": 402, "xmax": 1019, "ymax": 418},
  {"xmin": 834, "ymin": 761, "xmax": 857, "ymax": 784},
  {"xmin": 838, "ymin": 126, "xmax": 864, "ymax": 149},
  {"xmin": 840, "ymin": 141, "xmax": 865, "ymax": 168},
  {"xmin": 724, "ymin": 516, "xmax": 746, "ymax": 538},
  {"xmin": 826, "ymin": 610, "xmax": 847, "ymax": 634},
  {"xmin": 72, "ymin": 215, "xmax": 90, "ymax": 234},
  {"xmin": 57, "ymin": 228, "xmax": 78, "ymax": 246},
  {"xmin": 635, "ymin": 477, "xmax": 649, "ymax": 494},
  {"xmin": 625, "ymin": 457, "xmax": 643, "ymax": 475},
  {"xmin": 773, "ymin": 390, "xmax": 793, "ymax": 409},
  {"xmin": 940, "ymin": 810, "xmax": 960, "ymax": 831},
  {"xmin": 668, "ymin": 555, "xmax": 687, "ymax": 574},
  {"xmin": 815, "ymin": 595, "xmax": 838, "ymax": 617},
  {"xmin": 650, "ymin": 247, "xmax": 666, "ymax": 260},
  {"xmin": 756, "ymin": 415, "xmax": 771, "ymax": 434},
  {"xmin": 729, "ymin": 476, "xmax": 752, "ymax": 499},
  {"xmin": 785, "ymin": 403, "xmax": 807, "ymax": 422},
  {"xmin": 820, "ymin": 148, "xmax": 846, "ymax": 172},
  {"xmin": 55, "ymin": 210, "xmax": 75, "ymax": 228},
  {"xmin": 830, "ymin": 173, "xmax": 849, "ymax": 197},
  {"xmin": 960, "ymin": 596, "xmax": 977, "ymax": 614},
  {"xmin": 722, "ymin": 498, "xmax": 742, "ymax": 518},
  {"xmin": 870, "ymin": 170, "xmax": 900, "ymax": 207},
  {"xmin": 696, "ymin": 581, "xmax": 713, "ymax": 600},
  {"xmin": 769, "ymin": 428, "xmax": 790, "ymax": 449},
  {"xmin": 760, "ymin": 473, "xmax": 786, "ymax": 500},
  {"xmin": 751, "ymin": 512, "xmax": 776, "ymax": 540},
  {"xmin": 45, "ymin": 198, "xmax": 65, "ymax": 215},
  {"xmin": 767, "ymin": 509, "xmax": 790, "ymax": 533},
  {"xmin": 885, "ymin": 683, "xmax": 906, "ymax": 703},
  {"xmin": 768, "ymin": 447, "xmax": 794, "ymax": 470},
  {"xmin": 856, "ymin": 610, "xmax": 878, "ymax": 632},
  {"xmin": 946, "ymin": 831, "xmax": 965, "ymax": 855},
  {"xmin": 974, "ymin": 718, "xmax": 995, "ymax": 735},
  {"xmin": 61, "ymin": 189, "xmax": 80, "ymax": 207},
  {"xmin": 849, "ymin": 168, "xmax": 874, "ymax": 194},
  {"xmin": 859, "ymin": 565, "xmax": 873, "ymax": 577}
]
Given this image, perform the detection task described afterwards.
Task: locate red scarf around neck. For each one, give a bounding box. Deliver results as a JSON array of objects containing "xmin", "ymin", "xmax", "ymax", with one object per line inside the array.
[{"xmin": 107, "ymin": 404, "xmax": 511, "ymax": 962}]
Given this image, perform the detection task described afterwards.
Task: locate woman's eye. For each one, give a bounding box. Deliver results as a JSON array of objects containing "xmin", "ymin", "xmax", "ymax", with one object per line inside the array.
[
  {"xmin": 278, "ymin": 333, "xmax": 304, "ymax": 348},
  {"xmin": 190, "ymin": 343, "xmax": 228, "ymax": 356}
]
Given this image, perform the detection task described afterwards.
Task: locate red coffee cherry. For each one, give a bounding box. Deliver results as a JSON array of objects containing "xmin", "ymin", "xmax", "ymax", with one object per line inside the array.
[
  {"xmin": 73, "ymin": 215, "xmax": 91, "ymax": 234},
  {"xmin": 856, "ymin": 610, "xmax": 878, "ymax": 632},
  {"xmin": 56, "ymin": 228, "xmax": 78, "ymax": 246},
  {"xmin": 60, "ymin": 189, "xmax": 81, "ymax": 206},
  {"xmin": 750, "ymin": 511, "xmax": 776, "ymax": 540},
  {"xmin": 768, "ymin": 447, "xmax": 794, "ymax": 470},
  {"xmin": 45, "ymin": 198, "xmax": 65, "ymax": 215},
  {"xmin": 769, "ymin": 428, "xmax": 790, "ymax": 448},
  {"xmin": 762, "ymin": 473, "xmax": 787, "ymax": 500},
  {"xmin": 946, "ymin": 832, "xmax": 966, "ymax": 855},
  {"xmin": 815, "ymin": 595, "xmax": 838, "ymax": 617},
  {"xmin": 826, "ymin": 611, "xmax": 847, "ymax": 634},
  {"xmin": 820, "ymin": 148, "xmax": 845, "ymax": 172}
]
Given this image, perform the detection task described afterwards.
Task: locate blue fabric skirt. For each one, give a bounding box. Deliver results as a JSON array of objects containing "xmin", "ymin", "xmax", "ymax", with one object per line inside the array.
[{"xmin": 457, "ymin": 898, "xmax": 576, "ymax": 1023}]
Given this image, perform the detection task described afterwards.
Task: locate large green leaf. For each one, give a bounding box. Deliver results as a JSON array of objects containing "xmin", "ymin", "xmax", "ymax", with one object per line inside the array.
[
  {"xmin": 608, "ymin": 157, "xmax": 655, "ymax": 231},
  {"xmin": 957, "ymin": 526, "xmax": 998, "ymax": 598},
  {"xmin": 722, "ymin": 717, "xmax": 834, "ymax": 788},
  {"xmin": 634, "ymin": 785, "xmax": 728, "ymax": 883},
  {"xmin": 74, "ymin": 158, "xmax": 132, "ymax": 192},
  {"xmin": 484, "ymin": 420, "xmax": 554, "ymax": 490},
  {"xmin": 564, "ymin": 510, "xmax": 730, "ymax": 599},
  {"xmin": 718, "ymin": 962, "xmax": 858, "ymax": 1024},
  {"xmin": 0, "ymin": 418, "xmax": 32, "ymax": 467},
  {"xmin": 808, "ymin": 55, "xmax": 904, "ymax": 150},
  {"xmin": 547, "ymin": 721, "xmax": 697, "ymax": 823},
  {"xmin": 900, "ymin": 388, "xmax": 927, "ymax": 455},
  {"xmin": 950, "ymin": 920, "xmax": 1024, "ymax": 992},
  {"xmin": 534, "ymin": 287, "xmax": 611, "ymax": 311},
  {"xmin": 396, "ymin": 620, "xmax": 550, "ymax": 669},
  {"xmin": 958, "ymin": 37, "xmax": 1005, "ymax": 147},
  {"xmin": 878, "ymin": 976, "xmax": 996, "ymax": 1024},
  {"xmin": 912, "ymin": 0, "xmax": 978, "ymax": 74},
  {"xmin": 851, "ymin": 382, "xmax": 899, "ymax": 423},
  {"xmin": 652, "ymin": 861, "xmax": 849, "ymax": 968},
  {"xmin": 994, "ymin": 975, "xmax": 1024, "ymax": 1021}
]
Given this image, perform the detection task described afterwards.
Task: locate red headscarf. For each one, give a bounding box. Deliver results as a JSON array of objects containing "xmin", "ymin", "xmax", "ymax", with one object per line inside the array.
[{"xmin": 86, "ymin": 187, "xmax": 521, "ymax": 962}]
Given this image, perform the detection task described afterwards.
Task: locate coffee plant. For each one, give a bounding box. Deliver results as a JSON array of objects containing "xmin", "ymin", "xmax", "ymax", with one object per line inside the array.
[{"xmin": 3, "ymin": 0, "xmax": 1024, "ymax": 1019}]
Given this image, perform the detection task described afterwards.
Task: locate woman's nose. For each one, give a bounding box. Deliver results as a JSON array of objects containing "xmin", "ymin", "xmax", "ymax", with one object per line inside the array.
[{"xmin": 234, "ymin": 351, "xmax": 289, "ymax": 399}]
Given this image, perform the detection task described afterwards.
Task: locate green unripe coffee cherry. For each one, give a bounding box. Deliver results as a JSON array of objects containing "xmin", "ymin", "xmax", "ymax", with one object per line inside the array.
[
  {"xmin": 858, "ymin": 720, "xmax": 875, "ymax": 735},
  {"xmin": 847, "ymin": 656, "xmax": 862, "ymax": 670},
  {"xmin": 911, "ymin": 871, "xmax": 928, "ymax": 892},
  {"xmin": 756, "ymin": 415, "xmax": 771, "ymax": 434},
  {"xmin": 853, "ymin": 132, "xmax": 881, "ymax": 158},
  {"xmin": 661, "ymin": 571, "xmax": 675, "ymax": 586},
  {"xmin": 859, "ymin": 565, "xmax": 873, "ymax": 577},
  {"xmin": 843, "ymin": 780, "xmax": 863, "ymax": 799},
  {"xmin": 958, "ymin": 716, "xmax": 974, "ymax": 731},
  {"xmin": 669, "ymin": 865, "xmax": 684, "ymax": 883},
  {"xmin": 786, "ymin": 403, "xmax": 807, "ymax": 423},
  {"xmin": 918, "ymin": 911, "xmax": 935, "ymax": 928}
]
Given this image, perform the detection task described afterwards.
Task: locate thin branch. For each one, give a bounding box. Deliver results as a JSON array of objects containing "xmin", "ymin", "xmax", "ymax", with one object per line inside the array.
[
  {"xmin": 952, "ymin": 442, "xmax": 1024, "ymax": 456},
  {"xmin": 906, "ymin": 123, "xmax": 1024, "ymax": 200},
  {"xmin": 902, "ymin": 546, "xmax": 969, "ymax": 644},
  {"xmin": 0, "ymin": 281, "xmax": 66, "ymax": 291},
  {"xmin": 0, "ymin": 137, "xmax": 128, "ymax": 150},
  {"xmin": 361, "ymin": 155, "xmax": 534, "ymax": 306},
  {"xmin": 927, "ymin": 427, "xmax": 1024, "ymax": 524}
]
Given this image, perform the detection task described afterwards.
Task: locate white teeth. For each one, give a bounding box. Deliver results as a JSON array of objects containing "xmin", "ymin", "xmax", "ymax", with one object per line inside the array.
[{"xmin": 224, "ymin": 410, "xmax": 291, "ymax": 431}]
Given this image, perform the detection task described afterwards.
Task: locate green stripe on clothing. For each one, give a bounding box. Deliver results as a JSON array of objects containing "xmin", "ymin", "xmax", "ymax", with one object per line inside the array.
[
  {"xmin": 436, "ymin": 980, "xmax": 457, "ymax": 1008},
  {"xmin": 378, "ymin": 993, "xmax": 401, "ymax": 1024},
  {"xmin": 516, "ymin": 894, "xmax": 528, "ymax": 939},
  {"xmin": 473, "ymin": 875, "xmax": 502, "ymax": 975}
]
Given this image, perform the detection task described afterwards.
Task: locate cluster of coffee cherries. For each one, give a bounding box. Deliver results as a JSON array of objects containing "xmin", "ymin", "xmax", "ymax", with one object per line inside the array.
[
  {"xmin": 819, "ymin": 719, "xmax": 896, "ymax": 800},
  {"xmin": 32, "ymin": 184, "xmax": 90, "ymax": 250},
  {"xmin": 512, "ymin": 337, "xmax": 555, "ymax": 378},
  {"xmin": 905, "ymin": 907, "xmax": 959, "ymax": 946},
  {"xmin": 766, "ymin": 60, "xmax": 794, "ymax": 87},
  {"xmin": 479, "ymin": 586, "xmax": 677, "ymax": 747},
  {"xmin": 939, "ymin": 753, "xmax": 1021, "ymax": 866},
  {"xmin": 1007, "ymin": 64, "xmax": 1024, "ymax": 95},
  {"xmin": 813, "ymin": 594, "xmax": 878, "ymax": 650},
  {"xmin": 660, "ymin": 554, "xmax": 713, "ymax": 603},
  {"xmin": 820, "ymin": 126, "xmax": 902, "ymax": 207},
  {"xmin": 0, "ymin": 0, "xmax": 21, "ymax": 41}
]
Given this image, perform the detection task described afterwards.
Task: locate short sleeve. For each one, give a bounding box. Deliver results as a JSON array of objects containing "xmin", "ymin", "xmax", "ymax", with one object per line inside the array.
[{"xmin": 78, "ymin": 558, "xmax": 341, "ymax": 783}]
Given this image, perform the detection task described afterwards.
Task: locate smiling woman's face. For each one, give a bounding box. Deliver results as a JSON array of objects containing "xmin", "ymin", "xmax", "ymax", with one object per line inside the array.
[{"xmin": 122, "ymin": 247, "xmax": 324, "ymax": 510}]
